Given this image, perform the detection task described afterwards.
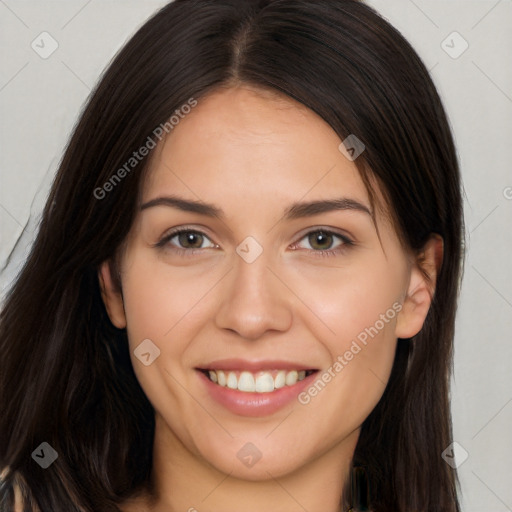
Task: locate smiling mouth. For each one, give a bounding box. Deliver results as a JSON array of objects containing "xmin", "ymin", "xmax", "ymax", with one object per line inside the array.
[{"xmin": 198, "ymin": 369, "xmax": 318, "ymax": 393}]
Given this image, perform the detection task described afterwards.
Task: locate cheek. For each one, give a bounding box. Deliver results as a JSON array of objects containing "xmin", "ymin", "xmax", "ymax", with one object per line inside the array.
[
  {"xmin": 297, "ymin": 313, "xmax": 399, "ymax": 442},
  {"xmin": 117, "ymin": 252, "xmax": 192, "ymax": 400},
  {"xmin": 285, "ymin": 255, "xmax": 405, "ymax": 348},
  {"xmin": 288, "ymin": 260, "xmax": 402, "ymax": 427},
  {"xmin": 120, "ymin": 248, "xmax": 221, "ymax": 349},
  {"xmin": 118, "ymin": 252, "xmax": 213, "ymax": 426},
  {"xmin": 118, "ymin": 248, "xmax": 229, "ymax": 412}
]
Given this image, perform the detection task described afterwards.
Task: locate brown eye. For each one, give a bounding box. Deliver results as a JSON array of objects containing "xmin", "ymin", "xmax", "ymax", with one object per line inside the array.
[
  {"xmin": 308, "ymin": 231, "xmax": 334, "ymax": 250},
  {"xmin": 177, "ymin": 231, "xmax": 205, "ymax": 249},
  {"xmin": 156, "ymin": 228, "xmax": 217, "ymax": 252},
  {"xmin": 291, "ymin": 229, "xmax": 352, "ymax": 257}
]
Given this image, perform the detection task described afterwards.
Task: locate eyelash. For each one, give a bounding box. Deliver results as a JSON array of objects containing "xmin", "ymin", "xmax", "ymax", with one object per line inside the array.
[{"xmin": 155, "ymin": 227, "xmax": 354, "ymax": 258}]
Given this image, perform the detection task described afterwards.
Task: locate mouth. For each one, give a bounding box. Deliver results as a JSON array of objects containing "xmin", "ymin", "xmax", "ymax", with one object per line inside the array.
[
  {"xmin": 195, "ymin": 360, "xmax": 320, "ymax": 417},
  {"xmin": 198, "ymin": 368, "xmax": 317, "ymax": 393}
]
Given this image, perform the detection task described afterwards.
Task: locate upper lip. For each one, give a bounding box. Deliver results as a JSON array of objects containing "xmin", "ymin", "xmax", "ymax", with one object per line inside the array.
[{"xmin": 197, "ymin": 359, "xmax": 318, "ymax": 372}]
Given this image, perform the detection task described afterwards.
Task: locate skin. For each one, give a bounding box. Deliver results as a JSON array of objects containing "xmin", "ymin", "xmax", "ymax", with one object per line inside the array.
[{"xmin": 99, "ymin": 85, "xmax": 442, "ymax": 512}]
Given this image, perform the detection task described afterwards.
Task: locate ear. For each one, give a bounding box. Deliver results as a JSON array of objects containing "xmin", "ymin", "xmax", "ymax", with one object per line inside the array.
[
  {"xmin": 395, "ymin": 234, "xmax": 444, "ymax": 339},
  {"xmin": 98, "ymin": 260, "xmax": 127, "ymax": 329}
]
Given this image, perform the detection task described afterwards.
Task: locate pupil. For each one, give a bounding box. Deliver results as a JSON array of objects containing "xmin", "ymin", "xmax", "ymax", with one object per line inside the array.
[
  {"xmin": 179, "ymin": 232, "xmax": 202, "ymax": 248},
  {"xmin": 310, "ymin": 231, "xmax": 332, "ymax": 250}
]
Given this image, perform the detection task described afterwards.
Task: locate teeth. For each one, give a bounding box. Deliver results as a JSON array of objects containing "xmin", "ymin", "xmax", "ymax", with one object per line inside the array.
[
  {"xmin": 227, "ymin": 372, "xmax": 238, "ymax": 390},
  {"xmin": 255, "ymin": 373, "xmax": 274, "ymax": 393},
  {"xmin": 238, "ymin": 371, "xmax": 255, "ymax": 392},
  {"xmin": 205, "ymin": 369, "xmax": 310, "ymax": 393},
  {"xmin": 217, "ymin": 370, "xmax": 226, "ymax": 387},
  {"xmin": 274, "ymin": 370, "xmax": 286, "ymax": 389},
  {"xmin": 285, "ymin": 370, "xmax": 298, "ymax": 386}
]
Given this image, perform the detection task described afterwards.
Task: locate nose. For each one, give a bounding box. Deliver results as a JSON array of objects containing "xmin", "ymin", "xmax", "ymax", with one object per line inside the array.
[{"xmin": 214, "ymin": 251, "xmax": 293, "ymax": 340}]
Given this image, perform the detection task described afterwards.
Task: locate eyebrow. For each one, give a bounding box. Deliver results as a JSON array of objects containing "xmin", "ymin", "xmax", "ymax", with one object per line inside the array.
[{"xmin": 140, "ymin": 195, "xmax": 372, "ymax": 220}]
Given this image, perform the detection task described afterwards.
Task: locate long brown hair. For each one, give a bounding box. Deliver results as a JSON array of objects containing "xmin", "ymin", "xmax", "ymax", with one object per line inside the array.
[{"xmin": 0, "ymin": 1, "xmax": 463, "ymax": 510}]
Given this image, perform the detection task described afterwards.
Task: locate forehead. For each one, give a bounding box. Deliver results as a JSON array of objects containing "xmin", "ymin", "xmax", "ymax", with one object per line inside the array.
[{"xmin": 142, "ymin": 86, "xmax": 372, "ymax": 214}]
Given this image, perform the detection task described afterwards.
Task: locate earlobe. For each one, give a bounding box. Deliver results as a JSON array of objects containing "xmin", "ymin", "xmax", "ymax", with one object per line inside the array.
[
  {"xmin": 98, "ymin": 261, "xmax": 127, "ymax": 329},
  {"xmin": 395, "ymin": 234, "xmax": 444, "ymax": 339}
]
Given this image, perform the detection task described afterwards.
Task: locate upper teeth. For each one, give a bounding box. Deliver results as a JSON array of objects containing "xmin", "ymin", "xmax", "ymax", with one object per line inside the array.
[{"xmin": 208, "ymin": 370, "xmax": 307, "ymax": 393}]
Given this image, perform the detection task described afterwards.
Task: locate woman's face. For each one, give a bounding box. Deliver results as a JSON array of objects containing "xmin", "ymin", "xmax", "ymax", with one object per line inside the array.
[{"xmin": 101, "ymin": 85, "xmax": 434, "ymax": 481}]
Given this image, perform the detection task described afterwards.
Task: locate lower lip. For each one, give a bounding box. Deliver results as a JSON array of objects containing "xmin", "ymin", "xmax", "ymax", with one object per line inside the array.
[{"xmin": 197, "ymin": 370, "xmax": 318, "ymax": 417}]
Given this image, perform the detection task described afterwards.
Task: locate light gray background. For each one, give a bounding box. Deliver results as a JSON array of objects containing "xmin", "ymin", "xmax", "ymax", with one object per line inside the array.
[{"xmin": 1, "ymin": 1, "xmax": 511, "ymax": 510}]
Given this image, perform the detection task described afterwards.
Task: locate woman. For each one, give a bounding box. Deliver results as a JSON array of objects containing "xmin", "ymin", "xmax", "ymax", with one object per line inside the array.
[{"xmin": 0, "ymin": 0, "xmax": 464, "ymax": 510}]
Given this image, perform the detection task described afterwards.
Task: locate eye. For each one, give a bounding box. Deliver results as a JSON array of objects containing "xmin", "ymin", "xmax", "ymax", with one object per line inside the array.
[
  {"xmin": 156, "ymin": 228, "xmax": 217, "ymax": 252},
  {"xmin": 291, "ymin": 229, "xmax": 353, "ymax": 256},
  {"xmin": 155, "ymin": 227, "xmax": 353, "ymax": 257}
]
